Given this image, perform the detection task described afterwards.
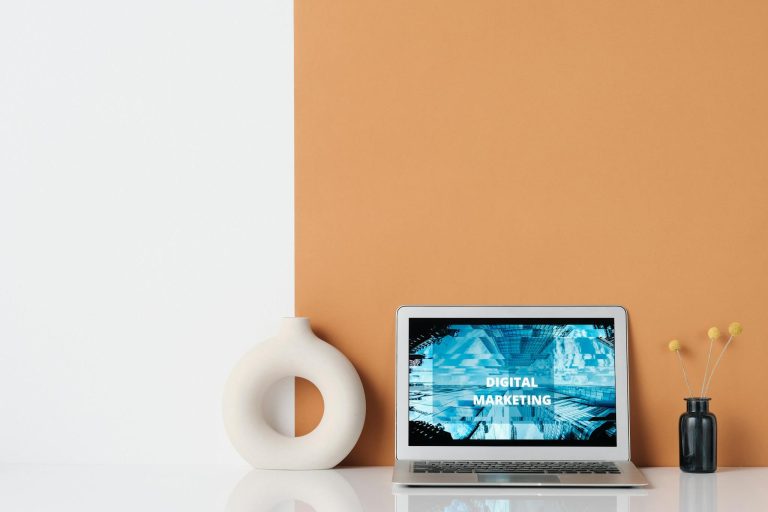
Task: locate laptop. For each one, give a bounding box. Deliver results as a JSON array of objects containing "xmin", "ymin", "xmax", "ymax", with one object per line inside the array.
[{"xmin": 392, "ymin": 306, "xmax": 648, "ymax": 487}]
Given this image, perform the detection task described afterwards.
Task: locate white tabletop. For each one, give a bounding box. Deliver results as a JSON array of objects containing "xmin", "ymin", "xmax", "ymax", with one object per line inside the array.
[{"xmin": 1, "ymin": 465, "xmax": 766, "ymax": 512}]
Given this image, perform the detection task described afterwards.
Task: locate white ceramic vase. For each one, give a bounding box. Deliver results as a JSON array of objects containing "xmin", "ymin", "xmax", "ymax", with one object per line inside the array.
[{"xmin": 223, "ymin": 317, "xmax": 366, "ymax": 469}]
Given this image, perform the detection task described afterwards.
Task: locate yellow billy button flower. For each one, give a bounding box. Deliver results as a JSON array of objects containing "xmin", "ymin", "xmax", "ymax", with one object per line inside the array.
[
  {"xmin": 701, "ymin": 328, "xmax": 720, "ymax": 396},
  {"xmin": 669, "ymin": 339, "xmax": 693, "ymax": 396},
  {"xmin": 704, "ymin": 322, "xmax": 744, "ymax": 395}
]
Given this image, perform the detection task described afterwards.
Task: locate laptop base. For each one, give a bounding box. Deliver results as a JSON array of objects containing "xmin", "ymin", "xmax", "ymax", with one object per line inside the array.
[{"xmin": 393, "ymin": 460, "xmax": 648, "ymax": 487}]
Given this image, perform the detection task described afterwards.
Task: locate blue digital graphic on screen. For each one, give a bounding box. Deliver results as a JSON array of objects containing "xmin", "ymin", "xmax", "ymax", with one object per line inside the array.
[{"xmin": 408, "ymin": 319, "xmax": 617, "ymax": 446}]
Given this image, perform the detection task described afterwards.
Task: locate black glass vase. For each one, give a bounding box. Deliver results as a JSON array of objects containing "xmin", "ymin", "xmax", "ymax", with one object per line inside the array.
[{"xmin": 679, "ymin": 398, "xmax": 717, "ymax": 473}]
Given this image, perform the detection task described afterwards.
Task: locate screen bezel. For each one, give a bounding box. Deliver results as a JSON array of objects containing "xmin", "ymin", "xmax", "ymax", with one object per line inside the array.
[{"xmin": 396, "ymin": 305, "xmax": 630, "ymax": 461}]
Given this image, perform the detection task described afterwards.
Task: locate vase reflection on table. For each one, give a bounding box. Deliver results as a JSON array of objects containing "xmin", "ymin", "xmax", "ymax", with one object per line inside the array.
[
  {"xmin": 679, "ymin": 470, "xmax": 717, "ymax": 512},
  {"xmin": 679, "ymin": 398, "xmax": 717, "ymax": 473}
]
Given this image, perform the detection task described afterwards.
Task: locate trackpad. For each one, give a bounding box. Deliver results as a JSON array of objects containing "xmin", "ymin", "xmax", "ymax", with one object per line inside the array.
[{"xmin": 478, "ymin": 474, "xmax": 561, "ymax": 484}]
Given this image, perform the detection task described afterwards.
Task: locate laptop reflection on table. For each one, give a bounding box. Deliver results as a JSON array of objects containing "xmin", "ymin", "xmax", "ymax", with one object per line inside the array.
[{"xmin": 394, "ymin": 485, "xmax": 648, "ymax": 512}]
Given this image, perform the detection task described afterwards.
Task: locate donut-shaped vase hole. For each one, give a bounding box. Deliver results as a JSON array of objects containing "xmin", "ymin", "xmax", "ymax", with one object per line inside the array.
[{"xmin": 295, "ymin": 377, "xmax": 324, "ymax": 436}]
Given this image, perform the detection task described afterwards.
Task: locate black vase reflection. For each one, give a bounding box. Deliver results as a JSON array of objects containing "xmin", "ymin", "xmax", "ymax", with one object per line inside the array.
[
  {"xmin": 679, "ymin": 472, "xmax": 717, "ymax": 512},
  {"xmin": 679, "ymin": 398, "xmax": 717, "ymax": 473}
]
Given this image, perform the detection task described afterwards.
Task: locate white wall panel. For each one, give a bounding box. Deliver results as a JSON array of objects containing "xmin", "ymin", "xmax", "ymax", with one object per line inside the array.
[{"xmin": 0, "ymin": 0, "xmax": 294, "ymax": 464}]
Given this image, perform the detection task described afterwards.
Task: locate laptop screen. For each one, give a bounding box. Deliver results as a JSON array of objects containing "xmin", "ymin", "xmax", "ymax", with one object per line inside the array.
[{"xmin": 408, "ymin": 318, "xmax": 617, "ymax": 447}]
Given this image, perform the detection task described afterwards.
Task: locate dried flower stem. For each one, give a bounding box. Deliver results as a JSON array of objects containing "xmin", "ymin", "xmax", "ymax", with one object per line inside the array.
[
  {"xmin": 700, "ymin": 338, "xmax": 715, "ymax": 397},
  {"xmin": 675, "ymin": 350, "xmax": 694, "ymax": 397},
  {"xmin": 704, "ymin": 335, "xmax": 734, "ymax": 396}
]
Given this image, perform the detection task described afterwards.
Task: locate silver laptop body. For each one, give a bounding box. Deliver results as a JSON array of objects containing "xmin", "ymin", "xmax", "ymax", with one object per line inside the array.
[{"xmin": 392, "ymin": 306, "xmax": 648, "ymax": 487}]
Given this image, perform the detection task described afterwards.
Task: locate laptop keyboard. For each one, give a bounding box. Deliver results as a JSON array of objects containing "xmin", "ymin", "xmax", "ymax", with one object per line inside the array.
[{"xmin": 413, "ymin": 461, "xmax": 621, "ymax": 474}]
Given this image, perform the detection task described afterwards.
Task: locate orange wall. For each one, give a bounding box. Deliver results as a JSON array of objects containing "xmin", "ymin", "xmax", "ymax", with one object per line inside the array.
[{"xmin": 295, "ymin": 1, "xmax": 768, "ymax": 466}]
